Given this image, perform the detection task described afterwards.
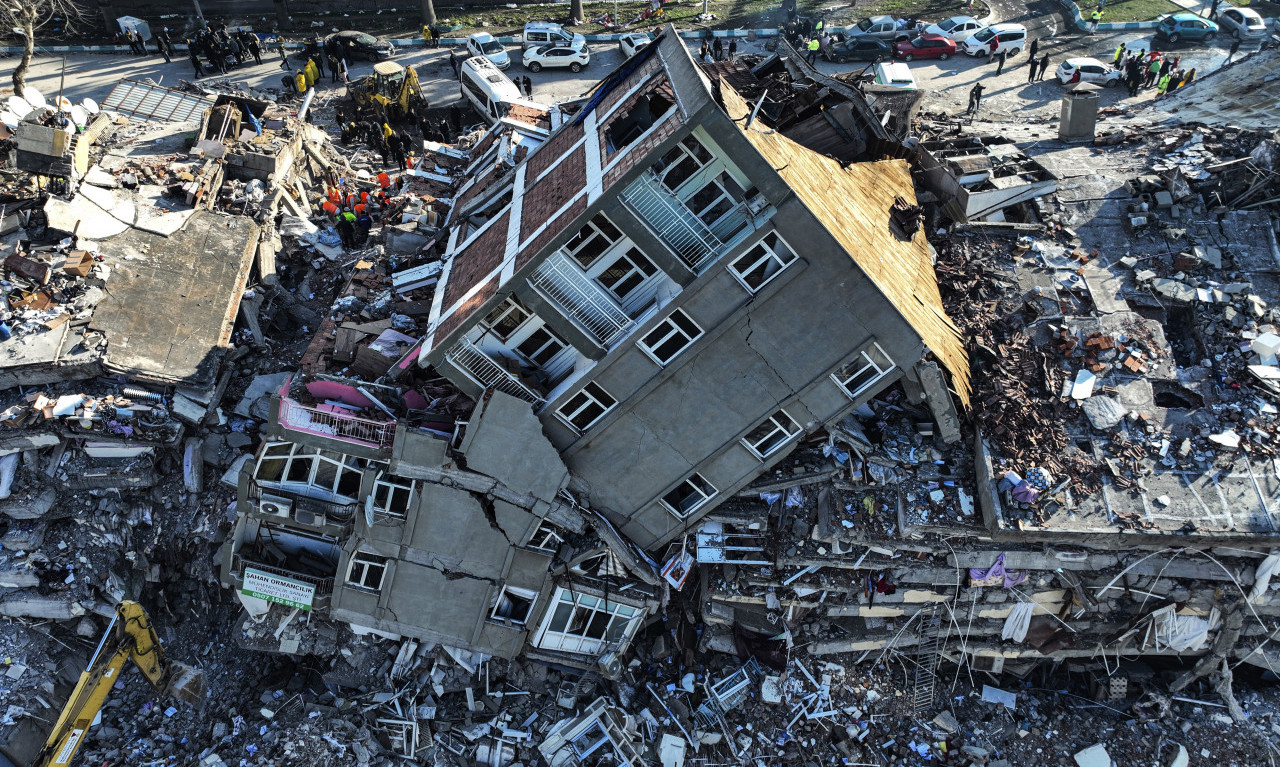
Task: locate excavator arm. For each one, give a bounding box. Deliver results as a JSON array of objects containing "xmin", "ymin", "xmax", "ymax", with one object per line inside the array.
[{"xmin": 31, "ymin": 602, "xmax": 205, "ymax": 767}]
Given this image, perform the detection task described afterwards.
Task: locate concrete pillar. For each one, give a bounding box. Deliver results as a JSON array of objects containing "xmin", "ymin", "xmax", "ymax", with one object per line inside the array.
[
  {"xmin": 916, "ymin": 361, "xmax": 962, "ymax": 445},
  {"xmin": 1059, "ymin": 83, "xmax": 1101, "ymax": 141}
]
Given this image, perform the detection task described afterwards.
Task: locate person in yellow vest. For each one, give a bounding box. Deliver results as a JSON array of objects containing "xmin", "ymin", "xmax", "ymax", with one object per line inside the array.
[
  {"xmin": 806, "ymin": 37, "xmax": 819, "ymax": 65},
  {"xmin": 382, "ymin": 122, "xmax": 394, "ymax": 140},
  {"xmin": 1089, "ymin": 8, "xmax": 1103, "ymax": 33},
  {"xmin": 295, "ymin": 69, "xmax": 308, "ymax": 94},
  {"xmin": 305, "ymin": 58, "xmax": 319, "ymax": 86}
]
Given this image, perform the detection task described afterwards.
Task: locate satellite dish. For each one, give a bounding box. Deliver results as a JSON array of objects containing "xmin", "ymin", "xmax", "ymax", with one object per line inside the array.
[
  {"xmin": 0, "ymin": 111, "xmax": 17, "ymax": 131},
  {"xmin": 69, "ymin": 104, "xmax": 88, "ymax": 128},
  {"xmin": 82, "ymin": 97, "xmax": 99, "ymax": 114},
  {"xmin": 24, "ymin": 85, "xmax": 45, "ymax": 109},
  {"xmin": 55, "ymin": 95, "xmax": 71, "ymax": 111},
  {"xmin": 7, "ymin": 96, "xmax": 31, "ymax": 118}
]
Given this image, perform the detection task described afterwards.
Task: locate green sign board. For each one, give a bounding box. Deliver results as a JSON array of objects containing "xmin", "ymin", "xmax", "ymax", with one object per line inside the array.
[{"xmin": 242, "ymin": 567, "xmax": 316, "ymax": 611}]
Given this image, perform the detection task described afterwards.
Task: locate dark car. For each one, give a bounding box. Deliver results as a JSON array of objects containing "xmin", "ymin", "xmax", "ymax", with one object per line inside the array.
[
  {"xmin": 825, "ymin": 36, "xmax": 892, "ymax": 62},
  {"xmin": 894, "ymin": 34, "xmax": 956, "ymax": 60},
  {"xmin": 325, "ymin": 30, "xmax": 395, "ymax": 62}
]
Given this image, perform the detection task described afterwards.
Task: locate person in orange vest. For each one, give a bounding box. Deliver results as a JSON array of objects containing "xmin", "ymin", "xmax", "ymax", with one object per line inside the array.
[
  {"xmin": 321, "ymin": 199, "xmax": 339, "ymax": 217},
  {"xmin": 377, "ymin": 171, "xmax": 392, "ymax": 190},
  {"xmin": 360, "ymin": 190, "xmax": 370, "ymax": 205}
]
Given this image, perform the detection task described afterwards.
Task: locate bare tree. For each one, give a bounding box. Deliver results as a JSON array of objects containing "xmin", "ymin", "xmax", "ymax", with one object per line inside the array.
[
  {"xmin": 420, "ymin": 0, "xmax": 436, "ymax": 27},
  {"xmin": 1, "ymin": 1, "xmax": 92, "ymax": 99}
]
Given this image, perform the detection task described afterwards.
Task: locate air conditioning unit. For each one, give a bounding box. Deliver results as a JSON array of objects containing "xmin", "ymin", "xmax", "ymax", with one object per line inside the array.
[
  {"xmin": 597, "ymin": 651, "xmax": 623, "ymax": 680},
  {"xmin": 293, "ymin": 508, "xmax": 326, "ymax": 527},
  {"xmin": 258, "ymin": 494, "xmax": 293, "ymax": 518},
  {"xmin": 745, "ymin": 192, "xmax": 769, "ymax": 216}
]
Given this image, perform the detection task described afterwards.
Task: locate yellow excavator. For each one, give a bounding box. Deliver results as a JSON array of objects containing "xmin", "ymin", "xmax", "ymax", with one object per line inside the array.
[
  {"xmin": 30, "ymin": 601, "xmax": 206, "ymax": 767},
  {"xmin": 348, "ymin": 61, "xmax": 427, "ymax": 123}
]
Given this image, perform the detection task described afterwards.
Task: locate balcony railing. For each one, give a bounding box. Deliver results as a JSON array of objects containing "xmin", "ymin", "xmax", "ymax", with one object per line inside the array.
[
  {"xmin": 445, "ymin": 340, "xmax": 546, "ymax": 406},
  {"xmin": 235, "ymin": 556, "xmax": 335, "ymax": 597},
  {"xmin": 622, "ymin": 175, "xmax": 723, "ymax": 271},
  {"xmin": 530, "ymin": 252, "xmax": 634, "ymax": 347},
  {"xmin": 277, "ymin": 397, "xmax": 396, "ymax": 450}
]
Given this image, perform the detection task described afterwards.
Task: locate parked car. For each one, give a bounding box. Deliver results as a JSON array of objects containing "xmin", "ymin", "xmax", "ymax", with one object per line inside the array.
[
  {"xmin": 324, "ymin": 30, "xmax": 395, "ymax": 62},
  {"xmin": 959, "ymin": 23, "xmax": 1028, "ymax": 57},
  {"xmin": 894, "ymin": 34, "xmax": 956, "ymax": 60},
  {"xmin": 467, "ymin": 32, "xmax": 511, "ymax": 70},
  {"xmin": 522, "ymin": 42, "xmax": 589, "ymax": 73},
  {"xmin": 1055, "ymin": 57, "xmax": 1122, "ymax": 86},
  {"xmin": 848, "ymin": 15, "xmax": 909, "ymax": 42},
  {"xmin": 922, "ymin": 15, "xmax": 985, "ymax": 41},
  {"xmin": 1216, "ymin": 7, "xmax": 1266, "ymax": 40},
  {"xmin": 619, "ymin": 32, "xmax": 653, "ymax": 58},
  {"xmin": 1155, "ymin": 12, "xmax": 1219, "ymax": 43},
  {"xmin": 825, "ymin": 36, "xmax": 892, "ymax": 62},
  {"xmin": 522, "ymin": 21, "xmax": 586, "ymax": 50}
]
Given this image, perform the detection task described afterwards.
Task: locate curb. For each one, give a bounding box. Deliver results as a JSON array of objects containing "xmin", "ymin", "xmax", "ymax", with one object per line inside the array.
[{"xmin": 1059, "ymin": 0, "xmax": 1162, "ymax": 31}]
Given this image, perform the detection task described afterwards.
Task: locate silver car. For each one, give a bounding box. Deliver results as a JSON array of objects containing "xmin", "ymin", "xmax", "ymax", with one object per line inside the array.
[{"xmin": 1216, "ymin": 6, "xmax": 1267, "ymax": 40}]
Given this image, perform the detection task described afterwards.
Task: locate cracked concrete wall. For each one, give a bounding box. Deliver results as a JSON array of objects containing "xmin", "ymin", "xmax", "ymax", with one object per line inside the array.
[{"xmin": 553, "ymin": 195, "xmax": 928, "ymax": 551}]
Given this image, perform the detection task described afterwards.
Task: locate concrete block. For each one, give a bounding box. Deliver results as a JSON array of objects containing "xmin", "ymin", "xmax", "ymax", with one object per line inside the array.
[
  {"xmin": 901, "ymin": 589, "xmax": 951, "ymax": 604},
  {"xmin": 0, "ymin": 595, "xmax": 87, "ymax": 620}
]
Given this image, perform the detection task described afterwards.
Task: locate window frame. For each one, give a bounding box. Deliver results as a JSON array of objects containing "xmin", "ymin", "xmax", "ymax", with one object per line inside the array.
[
  {"xmin": 347, "ymin": 551, "xmax": 389, "ymax": 592},
  {"xmin": 489, "ymin": 585, "xmax": 538, "ymax": 626},
  {"xmin": 526, "ymin": 520, "xmax": 565, "ymax": 553},
  {"xmin": 481, "ymin": 296, "xmax": 533, "ymax": 342},
  {"xmin": 370, "ymin": 473, "xmax": 417, "ymax": 519},
  {"xmin": 741, "ymin": 409, "xmax": 803, "ymax": 459},
  {"xmin": 555, "ymin": 381, "xmax": 618, "ymax": 432},
  {"xmin": 638, "ymin": 308, "xmax": 702, "ymax": 366},
  {"xmin": 561, "ymin": 213, "xmax": 624, "ymax": 270},
  {"xmin": 532, "ymin": 587, "xmax": 643, "ymax": 655},
  {"xmin": 729, "ymin": 232, "xmax": 797, "ymax": 293},
  {"xmin": 831, "ymin": 343, "xmax": 896, "ymax": 400},
  {"xmin": 660, "ymin": 473, "xmax": 717, "ymax": 519},
  {"xmin": 254, "ymin": 442, "xmax": 363, "ymax": 503}
]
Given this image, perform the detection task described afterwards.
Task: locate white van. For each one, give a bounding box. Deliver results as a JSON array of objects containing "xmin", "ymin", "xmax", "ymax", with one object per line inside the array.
[
  {"xmin": 459, "ymin": 57, "xmax": 529, "ymax": 125},
  {"xmin": 873, "ymin": 62, "xmax": 917, "ymax": 90},
  {"xmin": 523, "ymin": 21, "xmax": 586, "ymax": 50}
]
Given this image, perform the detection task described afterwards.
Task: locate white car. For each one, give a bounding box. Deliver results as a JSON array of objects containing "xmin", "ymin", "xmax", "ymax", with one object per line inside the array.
[
  {"xmin": 467, "ymin": 32, "xmax": 511, "ymax": 70},
  {"xmin": 1055, "ymin": 57, "xmax": 1122, "ymax": 86},
  {"xmin": 922, "ymin": 16, "xmax": 984, "ymax": 41},
  {"xmin": 522, "ymin": 42, "xmax": 590, "ymax": 73},
  {"xmin": 959, "ymin": 22, "xmax": 1028, "ymax": 57},
  {"xmin": 619, "ymin": 32, "xmax": 653, "ymax": 58}
]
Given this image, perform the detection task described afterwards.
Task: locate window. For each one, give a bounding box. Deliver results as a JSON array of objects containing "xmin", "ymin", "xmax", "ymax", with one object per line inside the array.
[
  {"xmin": 639, "ymin": 309, "xmax": 701, "ymax": 365},
  {"xmin": 481, "ymin": 297, "xmax": 532, "ymax": 341},
  {"xmin": 730, "ymin": 232, "xmax": 797, "ymax": 292},
  {"xmin": 490, "ymin": 586, "xmax": 538, "ymax": 625},
  {"xmin": 527, "ymin": 520, "xmax": 565, "ymax": 553},
  {"xmin": 595, "ymin": 247, "xmax": 656, "ymax": 302},
  {"xmin": 347, "ymin": 552, "xmax": 389, "ymax": 592},
  {"xmin": 687, "ymin": 174, "xmax": 741, "ymax": 227},
  {"xmin": 533, "ymin": 587, "xmax": 642, "ymax": 655},
  {"xmin": 832, "ymin": 343, "xmax": 896, "ymax": 399},
  {"xmin": 254, "ymin": 442, "xmax": 364, "ymax": 502},
  {"xmin": 655, "ymin": 136, "xmax": 714, "ymax": 191},
  {"xmin": 605, "ymin": 85, "xmax": 675, "ymax": 153},
  {"xmin": 371, "ymin": 474, "xmax": 417, "ymax": 518},
  {"xmin": 556, "ymin": 381, "xmax": 617, "ymax": 432},
  {"xmin": 661, "ymin": 473, "xmax": 717, "ymax": 518},
  {"xmin": 742, "ymin": 410, "xmax": 803, "ymax": 459},
  {"xmin": 515, "ymin": 326, "xmax": 568, "ymax": 367},
  {"xmin": 562, "ymin": 213, "xmax": 623, "ymax": 269}
]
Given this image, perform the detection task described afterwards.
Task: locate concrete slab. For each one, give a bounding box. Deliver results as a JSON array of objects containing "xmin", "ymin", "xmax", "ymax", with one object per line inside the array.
[
  {"xmin": 459, "ymin": 391, "xmax": 569, "ymax": 504},
  {"xmin": 43, "ymin": 193, "xmax": 130, "ymax": 239},
  {"xmin": 234, "ymin": 372, "xmax": 293, "ymax": 418}
]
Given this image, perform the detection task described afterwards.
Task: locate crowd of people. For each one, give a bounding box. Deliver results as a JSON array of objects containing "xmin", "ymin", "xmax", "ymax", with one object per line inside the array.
[{"xmin": 1112, "ymin": 43, "xmax": 1196, "ymax": 97}]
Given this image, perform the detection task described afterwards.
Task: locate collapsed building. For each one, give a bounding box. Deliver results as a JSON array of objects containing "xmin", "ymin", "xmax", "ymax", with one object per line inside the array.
[{"xmin": 1, "ymin": 24, "xmax": 1280, "ymax": 767}]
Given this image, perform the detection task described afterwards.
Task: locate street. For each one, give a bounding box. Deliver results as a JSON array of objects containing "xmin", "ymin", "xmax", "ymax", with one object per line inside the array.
[{"xmin": 3, "ymin": 5, "xmax": 1264, "ymax": 133}]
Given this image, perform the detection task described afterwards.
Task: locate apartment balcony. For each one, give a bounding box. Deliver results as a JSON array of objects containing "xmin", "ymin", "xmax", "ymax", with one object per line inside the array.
[
  {"xmin": 621, "ymin": 173, "xmax": 756, "ymax": 273},
  {"xmin": 445, "ymin": 339, "xmax": 547, "ymax": 406},
  {"xmin": 246, "ymin": 480, "xmax": 359, "ymax": 530},
  {"xmin": 276, "ymin": 397, "xmax": 396, "ymax": 453},
  {"xmin": 529, "ymin": 252, "xmax": 634, "ymax": 348},
  {"xmin": 230, "ymin": 554, "xmax": 336, "ymax": 600}
]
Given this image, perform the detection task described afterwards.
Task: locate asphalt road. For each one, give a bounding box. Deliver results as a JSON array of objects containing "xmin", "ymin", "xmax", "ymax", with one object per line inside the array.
[{"xmin": 3, "ymin": 8, "xmax": 1261, "ymax": 132}]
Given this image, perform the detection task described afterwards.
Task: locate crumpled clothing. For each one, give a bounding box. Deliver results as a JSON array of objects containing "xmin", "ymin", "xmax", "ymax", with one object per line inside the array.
[
  {"xmin": 969, "ymin": 553, "xmax": 1028, "ymax": 588},
  {"xmin": 1001, "ymin": 601, "xmax": 1035, "ymax": 642}
]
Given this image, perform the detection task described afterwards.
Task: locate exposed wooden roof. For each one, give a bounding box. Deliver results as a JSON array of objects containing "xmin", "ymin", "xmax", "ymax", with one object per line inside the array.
[{"xmin": 721, "ymin": 83, "xmax": 971, "ymax": 407}]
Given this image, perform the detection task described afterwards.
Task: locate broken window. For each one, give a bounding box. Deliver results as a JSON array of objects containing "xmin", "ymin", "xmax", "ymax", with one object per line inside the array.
[
  {"xmin": 481, "ymin": 296, "xmax": 533, "ymax": 341},
  {"xmin": 655, "ymin": 135, "xmax": 714, "ymax": 192},
  {"xmin": 661, "ymin": 473, "xmax": 717, "ymax": 518},
  {"xmin": 639, "ymin": 309, "xmax": 702, "ymax": 366},
  {"xmin": 604, "ymin": 86, "xmax": 675, "ymax": 153},
  {"xmin": 556, "ymin": 381, "xmax": 617, "ymax": 432},
  {"xmin": 832, "ymin": 343, "xmax": 896, "ymax": 400},
  {"xmin": 515, "ymin": 326, "xmax": 568, "ymax": 367},
  {"xmin": 347, "ymin": 552, "xmax": 389, "ymax": 592},
  {"xmin": 490, "ymin": 585, "xmax": 538, "ymax": 625},
  {"xmin": 533, "ymin": 587, "xmax": 642, "ymax": 655},
  {"xmin": 254, "ymin": 442, "xmax": 364, "ymax": 503},
  {"xmin": 527, "ymin": 520, "xmax": 566, "ymax": 553},
  {"xmin": 371, "ymin": 474, "xmax": 417, "ymax": 518},
  {"xmin": 730, "ymin": 232, "xmax": 797, "ymax": 292},
  {"xmin": 595, "ymin": 247, "xmax": 658, "ymax": 302},
  {"xmin": 562, "ymin": 213, "xmax": 624, "ymax": 269},
  {"xmin": 742, "ymin": 410, "xmax": 802, "ymax": 459}
]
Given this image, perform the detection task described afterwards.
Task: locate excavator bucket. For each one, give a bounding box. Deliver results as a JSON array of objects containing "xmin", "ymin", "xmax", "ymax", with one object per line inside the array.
[{"xmin": 163, "ymin": 662, "xmax": 207, "ymax": 705}]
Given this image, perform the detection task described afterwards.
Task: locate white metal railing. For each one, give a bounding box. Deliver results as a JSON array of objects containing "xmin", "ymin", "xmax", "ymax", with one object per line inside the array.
[
  {"xmin": 446, "ymin": 340, "xmax": 546, "ymax": 406},
  {"xmin": 621, "ymin": 175, "xmax": 724, "ymax": 272},
  {"xmin": 530, "ymin": 253, "xmax": 634, "ymax": 347},
  {"xmin": 277, "ymin": 398, "xmax": 396, "ymax": 450}
]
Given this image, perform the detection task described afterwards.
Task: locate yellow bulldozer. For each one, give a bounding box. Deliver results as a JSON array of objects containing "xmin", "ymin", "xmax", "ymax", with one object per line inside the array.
[{"xmin": 348, "ymin": 61, "xmax": 427, "ymax": 123}]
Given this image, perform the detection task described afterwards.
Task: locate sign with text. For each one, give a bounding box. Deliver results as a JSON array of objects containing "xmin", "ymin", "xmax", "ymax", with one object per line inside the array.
[{"xmin": 242, "ymin": 568, "xmax": 315, "ymax": 611}]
